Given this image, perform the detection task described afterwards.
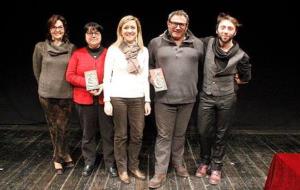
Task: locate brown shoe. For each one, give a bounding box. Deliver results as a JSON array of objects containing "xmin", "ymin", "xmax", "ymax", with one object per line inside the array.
[
  {"xmin": 149, "ymin": 174, "xmax": 167, "ymax": 189},
  {"xmin": 119, "ymin": 171, "xmax": 130, "ymax": 184},
  {"xmin": 129, "ymin": 169, "xmax": 146, "ymax": 180},
  {"xmin": 209, "ymin": 170, "xmax": 221, "ymax": 185},
  {"xmin": 195, "ymin": 164, "xmax": 208, "ymax": 177},
  {"xmin": 174, "ymin": 165, "xmax": 189, "ymax": 177}
]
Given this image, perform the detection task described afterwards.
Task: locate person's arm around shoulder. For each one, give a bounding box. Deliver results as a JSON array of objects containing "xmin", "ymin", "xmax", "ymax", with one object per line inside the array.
[{"xmin": 199, "ymin": 36, "xmax": 212, "ymax": 48}]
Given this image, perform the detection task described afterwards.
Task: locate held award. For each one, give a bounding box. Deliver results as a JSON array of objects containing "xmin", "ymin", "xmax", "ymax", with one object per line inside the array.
[
  {"xmin": 149, "ymin": 68, "xmax": 168, "ymax": 92},
  {"xmin": 84, "ymin": 70, "xmax": 99, "ymax": 91}
]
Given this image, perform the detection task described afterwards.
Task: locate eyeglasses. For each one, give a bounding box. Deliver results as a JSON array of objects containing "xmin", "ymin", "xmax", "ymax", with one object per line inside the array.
[
  {"xmin": 50, "ymin": 25, "xmax": 64, "ymax": 30},
  {"xmin": 169, "ymin": 20, "xmax": 187, "ymax": 28},
  {"xmin": 86, "ymin": 32, "xmax": 101, "ymax": 36}
]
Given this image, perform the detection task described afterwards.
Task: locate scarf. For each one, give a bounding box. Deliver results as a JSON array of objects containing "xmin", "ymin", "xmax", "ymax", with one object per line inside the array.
[
  {"xmin": 120, "ymin": 42, "xmax": 141, "ymax": 74},
  {"xmin": 212, "ymin": 38, "xmax": 239, "ymax": 69},
  {"xmin": 212, "ymin": 38, "xmax": 239, "ymax": 59}
]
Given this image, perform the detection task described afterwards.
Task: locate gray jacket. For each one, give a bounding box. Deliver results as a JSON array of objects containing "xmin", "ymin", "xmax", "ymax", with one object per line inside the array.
[
  {"xmin": 32, "ymin": 40, "xmax": 75, "ymax": 98},
  {"xmin": 148, "ymin": 30, "xmax": 204, "ymax": 104}
]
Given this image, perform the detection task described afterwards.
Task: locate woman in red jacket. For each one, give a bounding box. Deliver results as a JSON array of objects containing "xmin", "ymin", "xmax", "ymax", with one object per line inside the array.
[{"xmin": 66, "ymin": 22, "xmax": 116, "ymax": 177}]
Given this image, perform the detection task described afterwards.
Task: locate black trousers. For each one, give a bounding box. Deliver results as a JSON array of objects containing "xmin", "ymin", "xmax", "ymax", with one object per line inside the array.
[
  {"xmin": 197, "ymin": 92, "xmax": 236, "ymax": 171},
  {"xmin": 76, "ymin": 103, "xmax": 114, "ymax": 168}
]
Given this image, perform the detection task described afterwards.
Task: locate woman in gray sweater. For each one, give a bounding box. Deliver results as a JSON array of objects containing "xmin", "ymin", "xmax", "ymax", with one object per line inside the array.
[{"xmin": 32, "ymin": 14, "xmax": 75, "ymax": 175}]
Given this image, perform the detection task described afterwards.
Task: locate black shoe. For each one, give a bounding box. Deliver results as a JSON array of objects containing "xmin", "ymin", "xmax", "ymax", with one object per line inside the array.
[
  {"xmin": 82, "ymin": 164, "xmax": 94, "ymax": 176},
  {"xmin": 107, "ymin": 166, "xmax": 118, "ymax": 177},
  {"xmin": 64, "ymin": 161, "xmax": 75, "ymax": 168}
]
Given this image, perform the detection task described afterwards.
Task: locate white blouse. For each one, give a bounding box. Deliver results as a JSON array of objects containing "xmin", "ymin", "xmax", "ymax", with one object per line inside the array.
[{"xmin": 103, "ymin": 45, "xmax": 150, "ymax": 102}]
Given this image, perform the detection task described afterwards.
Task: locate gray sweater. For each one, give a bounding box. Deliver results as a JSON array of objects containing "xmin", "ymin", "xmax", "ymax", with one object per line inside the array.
[
  {"xmin": 148, "ymin": 30, "xmax": 204, "ymax": 104},
  {"xmin": 32, "ymin": 40, "xmax": 75, "ymax": 98}
]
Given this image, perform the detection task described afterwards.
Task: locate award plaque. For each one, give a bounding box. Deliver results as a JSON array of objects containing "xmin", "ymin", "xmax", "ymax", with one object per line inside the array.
[
  {"xmin": 84, "ymin": 70, "xmax": 99, "ymax": 91},
  {"xmin": 149, "ymin": 68, "xmax": 168, "ymax": 92}
]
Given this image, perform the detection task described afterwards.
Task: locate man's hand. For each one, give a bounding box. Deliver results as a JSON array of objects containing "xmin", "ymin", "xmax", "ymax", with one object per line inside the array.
[{"xmin": 235, "ymin": 74, "xmax": 248, "ymax": 84}]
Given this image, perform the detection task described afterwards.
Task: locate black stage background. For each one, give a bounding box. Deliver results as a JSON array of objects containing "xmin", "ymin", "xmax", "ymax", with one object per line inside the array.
[{"xmin": 1, "ymin": 0, "xmax": 299, "ymax": 130}]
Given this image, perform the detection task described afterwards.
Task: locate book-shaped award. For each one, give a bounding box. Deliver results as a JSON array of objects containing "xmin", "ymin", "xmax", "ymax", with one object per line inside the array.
[
  {"xmin": 149, "ymin": 68, "xmax": 167, "ymax": 92},
  {"xmin": 84, "ymin": 70, "xmax": 99, "ymax": 91}
]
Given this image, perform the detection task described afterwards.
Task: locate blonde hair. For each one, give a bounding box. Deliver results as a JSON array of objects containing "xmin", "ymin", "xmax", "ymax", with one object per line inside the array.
[{"xmin": 112, "ymin": 15, "xmax": 144, "ymax": 50}]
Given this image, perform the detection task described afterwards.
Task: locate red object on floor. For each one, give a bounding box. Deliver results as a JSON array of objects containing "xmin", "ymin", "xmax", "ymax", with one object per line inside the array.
[{"xmin": 264, "ymin": 153, "xmax": 300, "ymax": 190}]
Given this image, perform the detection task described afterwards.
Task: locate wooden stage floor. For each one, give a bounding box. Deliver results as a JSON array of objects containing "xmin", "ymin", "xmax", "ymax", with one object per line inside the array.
[{"xmin": 1, "ymin": 125, "xmax": 300, "ymax": 190}]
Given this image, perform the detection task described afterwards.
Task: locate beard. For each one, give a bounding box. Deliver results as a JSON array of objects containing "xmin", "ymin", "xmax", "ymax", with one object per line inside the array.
[
  {"xmin": 171, "ymin": 32, "xmax": 184, "ymax": 41},
  {"xmin": 217, "ymin": 34, "xmax": 234, "ymax": 45},
  {"xmin": 168, "ymin": 28, "xmax": 186, "ymax": 41}
]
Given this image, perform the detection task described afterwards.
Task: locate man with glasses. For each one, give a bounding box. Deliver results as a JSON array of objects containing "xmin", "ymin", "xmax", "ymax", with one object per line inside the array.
[{"xmin": 148, "ymin": 10, "xmax": 204, "ymax": 188}]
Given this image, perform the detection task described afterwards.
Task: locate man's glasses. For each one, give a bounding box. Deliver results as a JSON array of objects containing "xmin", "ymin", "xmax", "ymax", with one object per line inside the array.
[
  {"xmin": 86, "ymin": 32, "xmax": 100, "ymax": 36},
  {"xmin": 169, "ymin": 20, "xmax": 187, "ymax": 28}
]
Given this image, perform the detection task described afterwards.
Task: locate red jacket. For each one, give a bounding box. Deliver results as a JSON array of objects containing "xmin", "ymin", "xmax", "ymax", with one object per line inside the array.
[{"xmin": 66, "ymin": 47, "xmax": 107, "ymax": 105}]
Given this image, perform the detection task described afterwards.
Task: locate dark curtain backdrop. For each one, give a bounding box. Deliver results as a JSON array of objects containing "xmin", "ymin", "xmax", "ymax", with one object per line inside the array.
[{"xmin": 1, "ymin": 0, "xmax": 299, "ymax": 130}]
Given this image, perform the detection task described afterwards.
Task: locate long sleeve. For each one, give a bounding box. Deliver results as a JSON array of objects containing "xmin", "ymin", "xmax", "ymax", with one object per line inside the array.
[
  {"xmin": 32, "ymin": 42, "xmax": 43, "ymax": 82},
  {"xmin": 66, "ymin": 51, "xmax": 86, "ymax": 88},
  {"xmin": 103, "ymin": 46, "xmax": 149, "ymax": 101},
  {"xmin": 237, "ymin": 53, "xmax": 251, "ymax": 82},
  {"xmin": 148, "ymin": 39, "xmax": 156, "ymax": 70},
  {"xmin": 142, "ymin": 48, "xmax": 150, "ymax": 102},
  {"xmin": 103, "ymin": 46, "xmax": 114, "ymax": 102}
]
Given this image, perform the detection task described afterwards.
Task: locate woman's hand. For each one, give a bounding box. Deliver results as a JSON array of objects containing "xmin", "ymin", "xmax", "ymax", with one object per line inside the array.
[
  {"xmin": 104, "ymin": 101, "xmax": 113, "ymax": 116},
  {"xmin": 89, "ymin": 84, "xmax": 103, "ymax": 96},
  {"xmin": 144, "ymin": 102, "xmax": 151, "ymax": 116},
  {"xmin": 89, "ymin": 89, "xmax": 100, "ymax": 96}
]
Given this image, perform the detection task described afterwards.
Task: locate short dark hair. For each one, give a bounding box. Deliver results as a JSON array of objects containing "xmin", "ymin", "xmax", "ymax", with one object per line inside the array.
[
  {"xmin": 216, "ymin": 12, "xmax": 241, "ymax": 29},
  {"xmin": 84, "ymin": 22, "xmax": 103, "ymax": 33}
]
